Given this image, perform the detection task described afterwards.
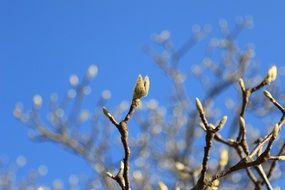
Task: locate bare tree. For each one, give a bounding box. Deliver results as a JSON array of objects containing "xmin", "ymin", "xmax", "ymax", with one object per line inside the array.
[
  {"xmin": 0, "ymin": 156, "xmax": 50, "ymax": 190},
  {"xmin": 13, "ymin": 17, "xmax": 285, "ymax": 190}
]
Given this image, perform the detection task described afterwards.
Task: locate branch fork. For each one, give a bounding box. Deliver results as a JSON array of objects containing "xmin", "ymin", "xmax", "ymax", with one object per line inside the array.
[{"xmin": 103, "ymin": 75, "xmax": 150, "ymax": 190}]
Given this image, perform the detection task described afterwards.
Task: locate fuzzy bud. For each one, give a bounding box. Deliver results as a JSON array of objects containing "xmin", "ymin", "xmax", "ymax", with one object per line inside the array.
[
  {"xmin": 105, "ymin": 172, "xmax": 113, "ymax": 178},
  {"xmin": 219, "ymin": 149, "xmax": 229, "ymax": 168},
  {"xmin": 158, "ymin": 181, "xmax": 168, "ymax": 190},
  {"xmin": 264, "ymin": 65, "xmax": 277, "ymax": 84},
  {"xmin": 211, "ymin": 179, "xmax": 220, "ymax": 190},
  {"xmin": 195, "ymin": 98, "xmax": 204, "ymax": 115},
  {"xmin": 278, "ymin": 156, "xmax": 285, "ymax": 161},
  {"xmin": 216, "ymin": 116, "xmax": 227, "ymax": 131},
  {"xmin": 102, "ymin": 107, "xmax": 111, "ymax": 118},
  {"xmin": 132, "ymin": 75, "xmax": 150, "ymax": 100},
  {"xmin": 175, "ymin": 162, "xmax": 186, "ymax": 172},
  {"xmin": 120, "ymin": 161, "xmax": 124, "ymax": 170},
  {"xmin": 33, "ymin": 95, "xmax": 43, "ymax": 108},
  {"xmin": 263, "ymin": 90, "xmax": 273, "ymax": 100},
  {"xmin": 69, "ymin": 74, "xmax": 79, "ymax": 86},
  {"xmin": 87, "ymin": 65, "xmax": 98, "ymax": 79},
  {"xmin": 272, "ymin": 124, "xmax": 281, "ymax": 138},
  {"xmin": 238, "ymin": 78, "xmax": 246, "ymax": 91},
  {"xmin": 239, "ymin": 117, "xmax": 246, "ymax": 132}
]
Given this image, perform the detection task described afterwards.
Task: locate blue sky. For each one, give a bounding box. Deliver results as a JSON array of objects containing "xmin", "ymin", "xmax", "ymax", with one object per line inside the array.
[{"xmin": 0, "ymin": 0, "xmax": 285, "ymax": 188}]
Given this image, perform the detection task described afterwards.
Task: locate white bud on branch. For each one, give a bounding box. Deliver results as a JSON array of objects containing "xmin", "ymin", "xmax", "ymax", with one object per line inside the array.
[
  {"xmin": 87, "ymin": 65, "xmax": 98, "ymax": 79},
  {"xmin": 33, "ymin": 95, "xmax": 43, "ymax": 108},
  {"xmin": 132, "ymin": 75, "xmax": 150, "ymax": 100},
  {"xmin": 278, "ymin": 156, "xmax": 285, "ymax": 161},
  {"xmin": 272, "ymin": 124, "xmax": 281, "ymax": 138},
  {"xmin": 264, "ymin": 65, "xmax": 277, "ymax": 84},
  {"xmin": 238, "ymin": 78, "xmax": 246, "ymax": 91},
  {"xmin": 102, "ymin": 107, "xmax": 111, "ymax": 118},
  {"xmin": 219, "ymin": 149, "xmax": 229, "ymax": 168},
  {"xmin": 175, "ymin": 162, "xmax": 186, "ymax": 171},
  {"xmin": 239, "ymin": 117, "xmax": 246, "ymax": 131},
  {"xmin": 263, "ymin": 90, "xmax": 273, "ymax": 100},
  {"xmin": 106, "ymin": 172, "xmax": 113, "ymax": 178},
  {"xmin": 216, "ymin": 116, "xmax": 227, "ymax": 131},
  {"xmin": 195, "ymin": 98, "xmax": 204, "ymax": 115},
  {"xmin": 158, "ymin": 181, "xmax": 168, "ymax": 190}
]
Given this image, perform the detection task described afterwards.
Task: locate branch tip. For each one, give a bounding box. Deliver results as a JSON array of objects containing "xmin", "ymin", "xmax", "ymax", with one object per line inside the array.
[
  {"xmin": 106, "ymin": 171, "xmax": 113, "ymax": 178},
  {"xmin": 272, "ymin": 124, "xmax": 281, "ymax": 138},
  {"xmin": 263, "ymin": 90, "xmax": 273, "ymax": 100},
  {"xmin": 264, "ymin": 65, "xmax": 277, "ymax": 84},
  {"xmin": 102, "ymin": 107, "xmax": 110, "ymax": 117},
  {"xmin": 195, "ymin": 98, "xmax": 204, "ymax": 115},
  {"xmin": 216, "ymin": 116, "xmax": 227, "ymax": 131},
  {"xmin": 238, "ymin": 78, "xmax": 246, "ymax": 91},
  {"xmin": 132, "ymin": 75, "xmax": 150, "ymax": 100}
]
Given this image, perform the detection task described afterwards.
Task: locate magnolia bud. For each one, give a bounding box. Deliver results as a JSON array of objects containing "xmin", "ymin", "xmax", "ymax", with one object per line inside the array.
[
  {"xmin": 132, "ymin": 75, "xmax": 150, "ymax": 100},
  {"xmin": 272, "ymin": 124, "xmax": 281, "ymax": 138},
  {"xmin": 33, "ymin": 95, "xmax": 43, "ymax": 108},
  {"xmin": 120, "ymin": 161, "xmax": 124, "ymax": 170},
  {"xmin": 105, "ymin": 172, "xmax": 113, "ymax": 178},
  {"xmin": 263, "ymin": 90, "xmax": 273, "ymax": 100},
  {"xmin": 158, "ymin": 181, "xmax": 168, "ymax": 190},
  {"xmin": 238, "ymin": 78, "xmax": 245, "ymax": 91},
  {"xmin": 219, "ymin": 149, "xmax": 229, "ymax": 168},
  {"xmin": 264, "ymin": 65, "xmax": 277, "ymax": 84},
  {"xmin": 216, "ymin": 116, "xmax": 227, "ymax": 131},
  {"xmin": 175, "ymin": 162, "xmax": 186, "ymax": 172},
  {"xmin": 102, "ymin": 107, "xmax": 112, "ymax": 118},
  {"xmin": 69, "ymin": 74, "xmax": 79, "ymax": 86},
  {"xmin": 195, "ymin": 98, "xmax": 204, "ymax": 115},
  {"xmin": 239, "ymin": 117, "xmax": 246, "ymax": 131},
  {"xmin": 87, "ymin": 65, "xmax": 98, "ymax": 79}
]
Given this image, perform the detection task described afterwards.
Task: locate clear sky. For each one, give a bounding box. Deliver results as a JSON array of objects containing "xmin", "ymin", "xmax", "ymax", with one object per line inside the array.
[{"xmin": 0, "ymin": 0, "xmax": 285, "ymax": 188}]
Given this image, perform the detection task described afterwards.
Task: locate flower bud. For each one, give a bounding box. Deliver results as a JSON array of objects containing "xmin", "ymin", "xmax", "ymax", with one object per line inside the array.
[
  {"xmin": 238, "ymin": 78, "xmax": 245, "ymax": 91},
  {"xmin": 69, "ymin": 74, "xmax": 79, "ymax": 86},
  {"xmin": 105, "ymin": 172, "xmax": 113, "ymax": 178},
  {"xmin": 33, "ymin": 95, "xmax": 43, "ymax": 108},
  {"xmin": 102, "ymin": 90, "xmax": 111, "ymax": 100},
  {"xmin": 219, "ymin": 149, "xmax": 229, "ymax": 168},
  {"xmin": 195, "ymin": 98, "xmax": 204, "ymax": 115},
  {"xmin": 120, "ymin": 161, "xmax": 124, "ymax": 170},
  {"xmin": 211, "ymin": 179, "xmax": 220, "ymax": 190},
  {"xmin": 239, "ymin": 117, "xmax": 246, "ymax": 132},
  {"xmin": 264, "ymin": 65, "xmax": 277, "ymax": 84},
  {"xmin": 132, "ymin": 75, "xmax": 150, "ymax": 100},
  {"xmin": 87, "ymin": 65, "xmax": 98, "ymax": 79},
  {"xmin": 175, "ymin": 162, "xmax": 186, "ymax": 172},
  {"xmin": 158, "ymin": 181, "xmax": 168, "ymax": 190},
  {"xmin": 102, "ymin": 107, "xmax": 111, "ymax": 118},
  {"xmin": 263, "ymin": 90, "xmax": 273, "ymax": 100},
  {"xmin": 216, "ymin": 116, "xmax": 227, "ymax": 131},
  {"xmin": 278, "ymin": 156, "xmax": 285, "ymax": 161},
  {"xmin": 272, "ymin": 124, "xmax": 281, "ymax": 138}
]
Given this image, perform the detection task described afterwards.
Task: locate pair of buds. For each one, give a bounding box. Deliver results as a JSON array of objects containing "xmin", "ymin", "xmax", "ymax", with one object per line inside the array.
[
  {"xmin": 132, "ymin": 75, "xmax": 150, "ymax": 100},
  {"xmin": 196, "ymin": 98, "xmax": 227, "ymax": 132}
]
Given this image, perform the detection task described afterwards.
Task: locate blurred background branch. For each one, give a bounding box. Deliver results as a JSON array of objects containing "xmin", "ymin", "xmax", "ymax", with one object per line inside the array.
[{"xmin": 3, "ymin": 17, "xmax": 285, "ymax": 190}]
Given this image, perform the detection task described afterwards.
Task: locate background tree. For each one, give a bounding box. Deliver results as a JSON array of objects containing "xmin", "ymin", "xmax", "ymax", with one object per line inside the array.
[{"xmin": 7, "ymin": 17, "xmax": 285, "ymax": 190}]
